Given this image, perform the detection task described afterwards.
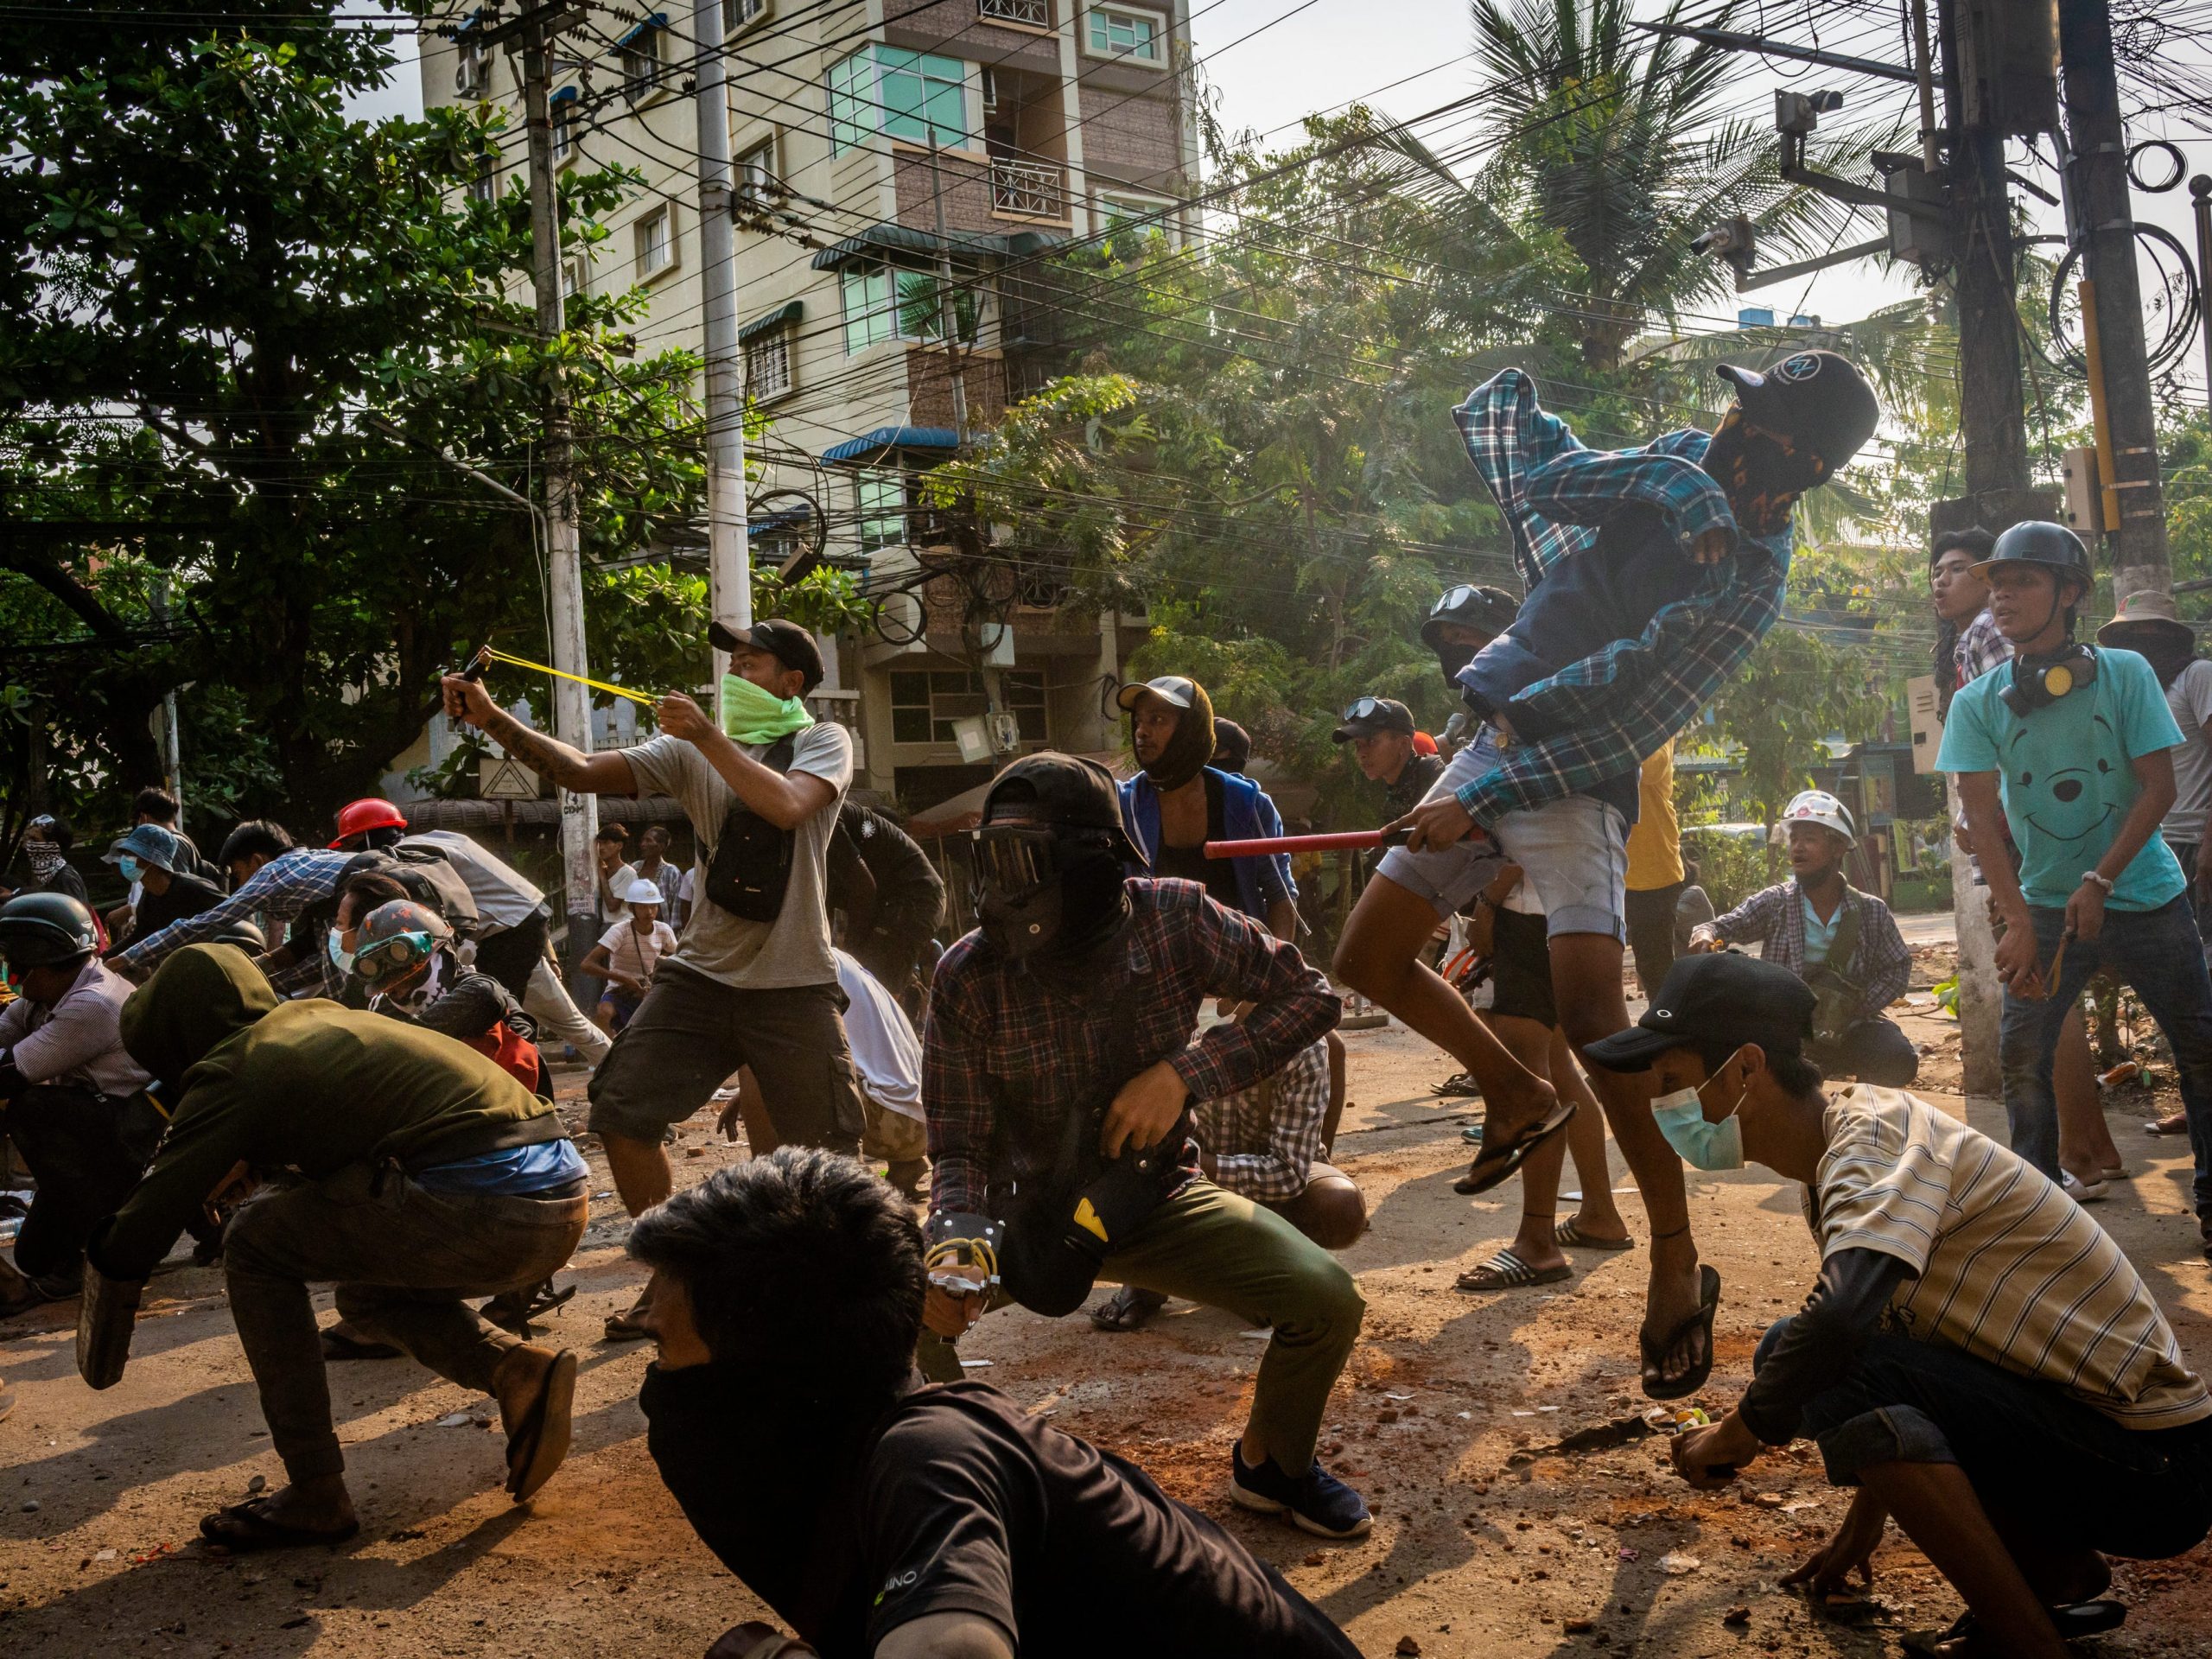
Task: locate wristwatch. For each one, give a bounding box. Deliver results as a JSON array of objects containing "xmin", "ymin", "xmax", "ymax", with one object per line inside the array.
[{"xmin": 2080, "ymin": 870, "xmax": 2115, "ymax": 894}]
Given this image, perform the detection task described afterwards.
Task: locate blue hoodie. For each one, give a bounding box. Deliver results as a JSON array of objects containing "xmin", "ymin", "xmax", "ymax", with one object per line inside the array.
[{"xmin": 1120, "ymin": 767, "xmax": 1297, "ymax": 924}]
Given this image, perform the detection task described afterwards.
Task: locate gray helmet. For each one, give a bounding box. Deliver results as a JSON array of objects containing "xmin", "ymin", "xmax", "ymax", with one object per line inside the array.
[
  {"xmin": 0, "ymin": 891, "xmax": 99, "ymax": 967},
  {"xmin": 1975, "ymin": 521, "xmax": 2092, "ymax": 585}
]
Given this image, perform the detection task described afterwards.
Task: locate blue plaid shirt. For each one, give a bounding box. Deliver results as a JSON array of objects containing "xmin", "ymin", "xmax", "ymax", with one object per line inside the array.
[
  {"xmin": 114, "ymin": 848, "xmax": 354, "ymax": 998},
  {"xmin": 1448, "ymin": 370, "xmax": 1794, "ymax": 823}
]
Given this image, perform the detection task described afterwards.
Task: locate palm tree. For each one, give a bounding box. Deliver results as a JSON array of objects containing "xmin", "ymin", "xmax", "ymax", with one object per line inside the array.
[{"xmin": 1464, "ymin": 0, "xmax": 1873, "ymax": 368}]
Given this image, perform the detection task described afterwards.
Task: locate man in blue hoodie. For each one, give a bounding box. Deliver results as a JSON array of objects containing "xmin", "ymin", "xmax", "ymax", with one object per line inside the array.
[{"xmin": 1336, "ymin": 355, "xmax": 1879, "ymax": 1400}]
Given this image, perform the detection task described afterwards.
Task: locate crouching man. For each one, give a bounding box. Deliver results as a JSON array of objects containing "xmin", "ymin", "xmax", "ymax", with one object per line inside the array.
[
  {"xmin": 634, "ymin": 1148, "xmax": 1363, "ymax": 1659},
  {"xmin": 1586, "ymin": 953, "xmax": 2212, "ymax": 1659},
  {"xmin": 923, "ymin": 754, "xmax": 1370, "ymax": 1538},
  {"xmin": 89, "ymin": 945, "xmax": 588, "ymax": 1549}
]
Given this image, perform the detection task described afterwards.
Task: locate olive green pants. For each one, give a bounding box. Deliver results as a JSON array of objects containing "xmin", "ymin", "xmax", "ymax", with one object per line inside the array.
[{"xmin": 917, "ymin": 1178, "xmax": 1363, "ymax": 1472}]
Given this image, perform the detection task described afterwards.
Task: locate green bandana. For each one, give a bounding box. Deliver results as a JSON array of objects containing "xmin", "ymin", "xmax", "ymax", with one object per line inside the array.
[{"xmin": 720, "ymin": 673, "xmax": 815, "ymax": 745}]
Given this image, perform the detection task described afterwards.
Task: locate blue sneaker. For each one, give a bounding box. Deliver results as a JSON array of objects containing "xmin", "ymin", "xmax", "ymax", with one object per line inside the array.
[{"xmin": 1230, "ymin": 1444, "xmax": 1372, "ymax": 1538}]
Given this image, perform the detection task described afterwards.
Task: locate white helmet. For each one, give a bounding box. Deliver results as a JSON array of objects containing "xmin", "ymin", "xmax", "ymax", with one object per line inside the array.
[
  {"xmin": 622, "ymin": 877, "xmax": 666, "ymax": 906},
  {"xmin": 1781, "ymin": 789, "xmax": 1855, "ymax": 848}
]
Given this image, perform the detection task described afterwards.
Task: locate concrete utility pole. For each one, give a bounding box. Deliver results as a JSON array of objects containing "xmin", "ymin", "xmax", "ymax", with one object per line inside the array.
[
  {"xmin": 2059, "ymin": 0, "xmax": 2171, "ymax": 604},
  {"xmin": 1936, "ymin": 0, "xmax": 2051, "ymax": 1096},
  {"xmin": 507, "ymin": 5, "xmax": 601, "ymax": 933},
  {"xmin": 694, "ymin": 0, "xmax": 751, "ymax": 689}
]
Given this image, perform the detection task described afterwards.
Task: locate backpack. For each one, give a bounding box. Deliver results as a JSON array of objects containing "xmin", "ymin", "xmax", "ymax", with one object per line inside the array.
[
  {"xmin": 301, "ymin": 846, "xmax": 482, "ymax": 941},
  {"xmin": 702, "ymin": 734, "xmax": 798, "ymax": 924}
]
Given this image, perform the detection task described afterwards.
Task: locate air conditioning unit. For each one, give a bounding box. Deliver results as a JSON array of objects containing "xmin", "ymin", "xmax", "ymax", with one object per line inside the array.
[
  {"xmin": 454, "ymin": 42, "xmax": 488, "ymax": 99},
  {"xmin": 988, "ymin": 712, "xmax": 1021, "ymax": 754}
]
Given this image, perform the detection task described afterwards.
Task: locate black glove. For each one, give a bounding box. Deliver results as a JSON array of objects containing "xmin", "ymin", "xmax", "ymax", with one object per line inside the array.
[{"xmin": 1001, "ymin": 1124, "xmax": 1188, "ymax": 1318}]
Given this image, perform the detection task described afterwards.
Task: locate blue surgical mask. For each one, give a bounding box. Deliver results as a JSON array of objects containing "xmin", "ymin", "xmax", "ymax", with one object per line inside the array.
[
  {"xmin": 327, "ymin": 930, "xmax": 357, "ymax": 974},
  {"xmin": 1650, "ymin": 1062, "xmax": 1748, "ymax": 1172},
  {"xmin": 117, "ymin": 855, "xmax": 142, "ymax": 882}
]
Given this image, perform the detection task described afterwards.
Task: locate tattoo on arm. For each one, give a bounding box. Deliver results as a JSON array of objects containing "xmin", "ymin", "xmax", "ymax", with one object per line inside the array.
[{"xmin": 486, "ymin": 709, "xmax": 590, "ymax": 788}]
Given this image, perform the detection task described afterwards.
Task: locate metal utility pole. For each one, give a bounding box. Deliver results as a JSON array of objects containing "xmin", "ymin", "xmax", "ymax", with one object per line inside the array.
[
  {"xmin": 2060, "ymin": 0, "xmax": 2171, "ymax": 604},
  {"xmin": 1936, "ymin": 0, "xmax": 2050, "ymax": 1097},
  {"xmin": 695, "ymin": 0, "xmax": 751, "ymax": 688},
  {"xmin": 504, "ymin": 4, "xmax": 600, "ymax": 932}
]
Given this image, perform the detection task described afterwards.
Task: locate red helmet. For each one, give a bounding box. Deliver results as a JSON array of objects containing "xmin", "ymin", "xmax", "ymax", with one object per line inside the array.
[{"xmin": 329, "ymin": 798, "xmax": 408, "ymax": 849}]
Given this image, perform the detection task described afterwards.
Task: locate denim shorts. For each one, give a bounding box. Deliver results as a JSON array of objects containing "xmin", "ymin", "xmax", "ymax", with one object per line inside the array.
[{"xmin": 1376, "ymin": 741, "xmax": 1629, "ymax": 942}]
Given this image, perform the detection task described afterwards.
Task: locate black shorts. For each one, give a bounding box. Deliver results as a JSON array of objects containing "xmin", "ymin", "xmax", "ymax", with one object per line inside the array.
[{"xmin": 1488, "ymin": 907, "xmax": 1556, "ymax": 1028}]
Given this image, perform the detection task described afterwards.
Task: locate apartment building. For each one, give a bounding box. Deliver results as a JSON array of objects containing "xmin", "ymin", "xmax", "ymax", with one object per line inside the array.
[{"xmin": 417, "ymin": 1, "xmax": 1199, "ymax": 812}]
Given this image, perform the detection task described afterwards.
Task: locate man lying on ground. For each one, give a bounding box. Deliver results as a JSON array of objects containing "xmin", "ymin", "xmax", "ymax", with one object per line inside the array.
[
  {"xmin": 1093, "ymin": 1037, "xmax": 1366, "ymax": 1332},
  {"xmin": 1689, "ymin": 790, "xmax": 1916, "ymax": 1087},
  {"xmin": 1588, "ymin": 952, "xmax": 2212, "ymax": 1659},
  {"xmin": 0, "ymin": 893, "xmax": 157, "ymax": 1313},
  {"xmin": 1337, "ymin": 354, "xmax": 1878, "ymax": 1400},
  {"xmin": 87, "ymin": 945, "xmax": 588, "ymax": 1550},
  {"xmin": 634, "ymin": 1147, "xmax": 1363, "ymax": 1659},
  {"xmin": 923, "ymin": 753, "xmax": 1366, "ymax": 1537}
]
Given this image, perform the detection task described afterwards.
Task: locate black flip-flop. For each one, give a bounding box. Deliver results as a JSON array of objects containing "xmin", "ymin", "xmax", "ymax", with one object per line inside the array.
[
  {"xmin": 1903, "ymin": 1599, "xmax": 2125, "ymax": 1655},
  {"xmin": 504, "ymin": 1348, "xmax": 577, "ymax": 1503},
  {"xmin": 1453, "ymin": 1099, "xmax": 1576, "ymax": 1195},
  {"xmin": 1090, "ymin": 1285, "xmax": 1166, "ymax": 1332},
  {"xmin": 1639, "ymin": 1263, "xmax": 1721, "ymax": 1401},
  {"xmin": 199, "ymin": 1500, "xmax": 359, "ymax": 1554},
  {"xmin": 1555, "ymin": 1216, "xmax": 1634, "ymax": 1251},
  {"xmin": 1454, "ymin": 1249, "xmax": 1572, "ymax": 1292}
]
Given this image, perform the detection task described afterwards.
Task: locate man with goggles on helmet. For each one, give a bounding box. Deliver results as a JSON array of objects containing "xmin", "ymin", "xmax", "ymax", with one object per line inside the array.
[
  {"xmin": 923, "ymin": 753, "xmax": 1367, "ymax": 1537},
  {"xmin": 1939, "ymin": 522, "xmax": 2212, "ymax": 1255},
  {"xmin": 0, "ymin": 892, "xmax": 155, "ymax": 1314},
  {"xmin": 1688, "ymin": 790, "xmax": 1916, "ymax": 1087},
  {"xmin": 1341, "ymin": 353, "xmax": 1880, "ymax": 1402}
]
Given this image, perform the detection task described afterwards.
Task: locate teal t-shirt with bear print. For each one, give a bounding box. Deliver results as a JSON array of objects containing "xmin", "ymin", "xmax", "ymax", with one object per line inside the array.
[{"xmin": 1937, "ymin": 645, "xmax": 2188, "ymax": 912}]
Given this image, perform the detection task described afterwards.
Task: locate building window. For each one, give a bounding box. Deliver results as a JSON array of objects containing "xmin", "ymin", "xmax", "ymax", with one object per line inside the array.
[
  {"xmin": 1002, "ymin": 670, "xmax": 1049, "ymax": 741},
  {"xmin": 562, "ymin": 252, "xmax": 589, "ymax": 299},
  {"xmin": 840, "ymin": 261, "xmax": 903, "ymax": 353},
  {"xmin": 466, "ymin": 148, "xmax": 496, "ymax": 204},
  {"xmin": 551, "ymin": 91, "xmax": 580, "ymax": 162},
  {"xmin": 889, "ymin": 671, "xmax": 990, "ymax": 746},
  {"xmin": 856, "ymin": 474, "xmax": 906, "ymax": 552},
  {"xmin": 1085, "ymin": 5, "xmax": 1165, "ymax": 63},
  {"xmin": 622, "ymin": 23, "xmax": 668, "ymax": 102},
  {"xmin": 745, "ymin": 327, "xmax": 792, "ymax": 401},
  {"xmin": 635, "ymin": 205, "xmax": 677, "ymax": 278},
  {"xmin": 978, "ymin": 0, "xmax": 1051, "ymax": 23},
  {"xmin": 735, "ymin": 135, "xmax": 776, "ymax": 219},
  {"xmin": 828, "ymin": 46, "xmax": 975, "ymax": 155},
  {"xmin": 723, "ymin": 0, "xmax": 766, "ymax": 30}
]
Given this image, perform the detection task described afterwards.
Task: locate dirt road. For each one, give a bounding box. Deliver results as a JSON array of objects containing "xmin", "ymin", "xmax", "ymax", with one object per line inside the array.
[{"xmin": 3, "ymin": 992, "xmax": 2209, "ymax": 1657}]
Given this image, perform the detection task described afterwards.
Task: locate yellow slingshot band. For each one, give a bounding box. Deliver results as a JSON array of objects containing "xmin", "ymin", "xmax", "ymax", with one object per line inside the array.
[{"xmin": 478, "ymin": 646, "xmax": 658, "ymax": 708}]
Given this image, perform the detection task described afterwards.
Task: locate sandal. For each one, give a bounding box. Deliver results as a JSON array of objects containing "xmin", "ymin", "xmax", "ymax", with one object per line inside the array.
[
  {"xmin": 482, "ymin": 1279, "xmax": 576, "ymax": 1336},
  {"xmin": 1639, "ymin": 1263, "xmax": 1721, "ymax": 1402},
  {"xmin": 503, "ymin": 1347, "xmax": 578, "ymax": 1503},
  {"xmin": 1902, "ymin": 1599, "xmax": 2126, "ymax": 1656},
  {"xmin": 2145, "ymin": 1112, "xmax": 2189, "ymax": 1136},
  {"xmin": 1555, "ymin": 1216, "xmax": 1633, "ymax": 1251},
  {"xmin": 1453, "ymin": 1099, "xmax": 1576, "ymax": 1195},
  {"xmin": 602, "ymin": 1288, "xmax": 655, "ymax": 1343},
  {"xmin": 1432, "ymin": 1071, "xmax": 1481, "ymax": 1097},
  {"xmin": 199, "ymin": 1500, "xmax": 359, "ymax": 1554},
  {"xmin": 1455, "ymin": 1249, "xmax": 1571, "ymax": 1292},
  {"xmin": 1090, "ymin": 1285, "xmax": 1167, "ymax": 1332}
]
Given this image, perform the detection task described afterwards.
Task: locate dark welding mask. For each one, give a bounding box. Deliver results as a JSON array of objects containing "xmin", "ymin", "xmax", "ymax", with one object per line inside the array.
[{"xmin": 970, "ymin": 824, "xmax": 1127, "ymax": 961}]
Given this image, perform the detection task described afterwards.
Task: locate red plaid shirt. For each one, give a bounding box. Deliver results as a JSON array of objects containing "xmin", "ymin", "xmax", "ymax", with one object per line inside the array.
[{"xmin": 923, "ymin": 880, "xmax": 1341, "ymax": 1217}]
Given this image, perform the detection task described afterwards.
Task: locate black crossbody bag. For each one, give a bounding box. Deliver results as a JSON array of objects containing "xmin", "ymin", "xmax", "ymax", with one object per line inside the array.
[{"xmin": 702, "ymin": 734, "xmax": 797, "ymax": 923}]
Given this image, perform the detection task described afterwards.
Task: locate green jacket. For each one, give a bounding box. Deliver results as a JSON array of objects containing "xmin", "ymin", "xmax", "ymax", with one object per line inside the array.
[{"xmin": 98, "ymin": 945, "xmax": 565, "ymax": 1278}]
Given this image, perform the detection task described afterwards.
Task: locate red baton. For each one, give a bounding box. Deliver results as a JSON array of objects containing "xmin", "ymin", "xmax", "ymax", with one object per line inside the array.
[{"xmin": 1204, "ymin": 829, "xmax": 1410, "ymax": 859}]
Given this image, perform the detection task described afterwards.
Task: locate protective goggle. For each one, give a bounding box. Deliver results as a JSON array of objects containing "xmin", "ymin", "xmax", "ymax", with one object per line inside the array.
[
  {"xmin": 1431, "ymin": 584, "xmax": 1481, "ymax": 618},
  {"xmin": 1341, "ymin": 696, "xmax": 1388, "ymax": 721},
  {"xmin": 969, "ymin": 823, "xmax": 1119, "ymax": 893},
  {"xmin": 354, "ymin": 930, "xmax": 438, "ymax": 982}
]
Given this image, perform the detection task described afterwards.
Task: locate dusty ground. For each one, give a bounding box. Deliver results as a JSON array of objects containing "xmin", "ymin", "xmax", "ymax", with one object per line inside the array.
[{"xmin": 4, "ymin": 955, "xmax": 2210, "ymax": 1657}]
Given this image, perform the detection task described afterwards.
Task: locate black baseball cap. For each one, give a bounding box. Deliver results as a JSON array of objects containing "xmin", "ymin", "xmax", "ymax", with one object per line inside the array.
[
  {"xmin": 980, "ymin": 752, "xmax": 1146, "ymax": 868},
  {"xmin": 708, "ymin": 617, "xmax": 825, "ymax": 692},
  {"xmin": 1332, "ymin": 696, "xmax": 1416, "ymax": 743},
  {"xmin": 1582, "ymin": 952, "xmax": 1816, "ymax": 1072},
  {"xmin": 1114, "ymin": 675, "xmax": 1198, "ymax": 714},
  {"xmin": 1715, "ymin": 350, "xmax": 1879, "ymax": 472},
  {"xmin": 1421, "ymin": 583, "xmax": 1520, "ymax": 650}
]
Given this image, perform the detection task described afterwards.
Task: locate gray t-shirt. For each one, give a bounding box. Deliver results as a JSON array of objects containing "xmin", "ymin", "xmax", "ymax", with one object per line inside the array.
[
  {"xmin": 620, "ymin": 722, "xmax": 854, "ymax": 989},
  {"xmin": 2163, "ymin": 658, "xmax": 2212, "ymax": 847}
]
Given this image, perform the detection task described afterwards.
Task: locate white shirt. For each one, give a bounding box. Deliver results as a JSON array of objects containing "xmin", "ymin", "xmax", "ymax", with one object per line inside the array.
[
  {"xmin": 833, "ymin": 949, "xmax": 921, "ymax": 1120},
  {"xmin": 596, "ymin": 917, "xmax": 677, "ymax": 983},
  {"xmin": 2162, "ymin": 658, "xmax": 2212, "ymax": 845},
  {"xmin": 0, "ymin": 958, "xmax": 153, "ymax": 1096},
  {"xmin": 401, "ymin": 830, "xmax": 544, "ymax": 931}
]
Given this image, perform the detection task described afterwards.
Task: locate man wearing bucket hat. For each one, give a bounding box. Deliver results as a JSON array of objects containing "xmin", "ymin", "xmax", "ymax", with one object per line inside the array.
[
  {"xmin": 1939, "ymin": 524, "xmax": 2212, "ymax": 1249},
  {"xmin": 1688, "ymin": 790, "xmax": 1916, "ymax": 1086},
  {"xmin": 103, "ymin": 823, "xmax": 223, "ymax": 948},
  {"xmin": 2100, "ymin": 590, "xmax": 2212, "ymax": 940}
]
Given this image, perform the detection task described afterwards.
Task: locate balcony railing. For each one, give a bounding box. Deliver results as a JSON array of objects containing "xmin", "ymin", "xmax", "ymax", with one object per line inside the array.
[
  {"xmin": 991, "ymin": 157, "xmax": 1066, "ymax": 220},
  {"xmin": 978, "ymin": 0, "xmax": 1051, "ymax": 25}
]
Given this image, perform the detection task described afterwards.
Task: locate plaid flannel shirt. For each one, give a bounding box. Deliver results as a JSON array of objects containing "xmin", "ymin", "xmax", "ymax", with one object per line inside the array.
[
  {"xmin": 1955, "ymin": 608, "xmax": 2010, "ymax": 689},
  {"xmin": 922, "ymin": 879, "xmax": 1340, "ymax": 1218},
  {"xmin": 1450, "ymin": 369, "xmax": 1794, "ymax": 823},
  {"xmin": 114, "ymin": 848, "xmax": 353, "ymax": 999},
  {"xmin": 1194, "ymin": 1037, "xmax": 1330, "ymax": 1204},
  {"xmin": 1708, "ymin": 880, "xmax": 1912, "ymax": 1022}
]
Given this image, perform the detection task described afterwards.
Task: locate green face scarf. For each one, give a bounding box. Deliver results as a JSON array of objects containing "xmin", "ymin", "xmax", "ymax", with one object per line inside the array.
[{"xmin": 720, "ymin": 673, "xmax": 815, "ymax": 745}]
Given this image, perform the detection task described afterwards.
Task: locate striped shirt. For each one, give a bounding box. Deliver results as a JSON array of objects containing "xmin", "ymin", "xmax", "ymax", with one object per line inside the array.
[
  {"xmin": 1808, "ymin": 1086, "xmax": 2210, "ymax": 1430},
  {"xmin": 1193, "ymin": 1038, "xmax": 1331, "ymax": 1204}
]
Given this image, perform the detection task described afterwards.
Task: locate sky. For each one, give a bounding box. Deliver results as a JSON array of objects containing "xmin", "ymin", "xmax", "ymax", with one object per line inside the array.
[{"xmin": 342, "ymin": 0, "xmax": 2212, "ymax": 387}]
